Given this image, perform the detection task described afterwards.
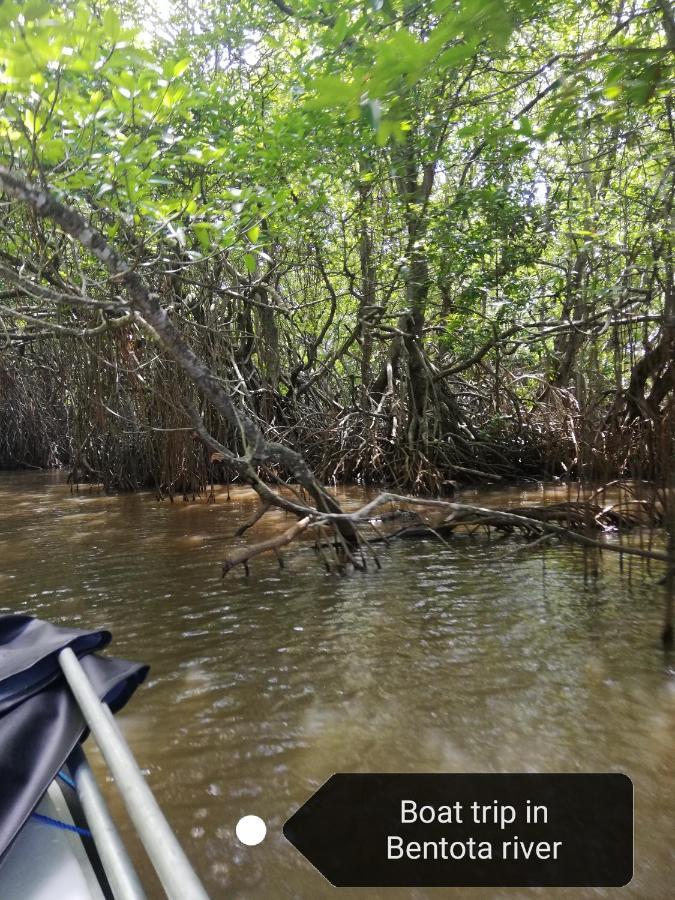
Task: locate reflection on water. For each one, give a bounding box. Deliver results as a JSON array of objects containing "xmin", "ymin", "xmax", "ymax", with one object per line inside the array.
[{"xmin": 0, "ymin": 471, "xmax": 673, "ymax": 899}]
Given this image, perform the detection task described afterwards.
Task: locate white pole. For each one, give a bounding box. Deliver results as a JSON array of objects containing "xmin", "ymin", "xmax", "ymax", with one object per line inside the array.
[
  {"xmin": 59, "ymin": 647, "xmax": 210, "ymax": 900},
  {"xmin": 69, "ymin": 745, "xmax": 148, "ymax": 900}
]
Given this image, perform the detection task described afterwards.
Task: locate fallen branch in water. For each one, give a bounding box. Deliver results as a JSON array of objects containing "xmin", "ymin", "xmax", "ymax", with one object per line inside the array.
[
  {"xmin": 223, "ymin": 516, "xmax": 312, "ymax": 576},
  {"xmin": 221, "ymin": 494, "xmax": 670, "ymax": 575},
  {"xmin": 428, "ymin": 502, "xmax": 670, "ymax": 564}
]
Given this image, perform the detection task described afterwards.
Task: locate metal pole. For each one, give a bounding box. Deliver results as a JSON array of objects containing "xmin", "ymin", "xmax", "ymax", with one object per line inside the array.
[
  {"xmin": 59, "ymin": 647, "xmax": 210, "ymax": 900},
  {"xmin": 69, "ymin": 745, "xmax": 148, "ymax": 900}
]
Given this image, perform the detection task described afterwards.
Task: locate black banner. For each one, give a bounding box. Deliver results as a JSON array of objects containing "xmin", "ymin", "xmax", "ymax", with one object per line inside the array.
[{"xmin": 283, "ymin": 773, "xmax": 633, "ymax": 887}]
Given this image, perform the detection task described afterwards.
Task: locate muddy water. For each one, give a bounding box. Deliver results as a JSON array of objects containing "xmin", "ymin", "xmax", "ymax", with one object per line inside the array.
[{"xmin": 0, "ymin": 471, "xmax": 673, "ymax": 900}]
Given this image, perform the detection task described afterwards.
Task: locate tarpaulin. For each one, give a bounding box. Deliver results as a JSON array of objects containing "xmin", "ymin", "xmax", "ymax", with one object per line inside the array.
[{"xmin": 0, "ymin": 615, "xmax": 148, "ymax": 861}]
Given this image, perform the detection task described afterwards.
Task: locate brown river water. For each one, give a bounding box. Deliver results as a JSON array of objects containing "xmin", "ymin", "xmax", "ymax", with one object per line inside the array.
[{"xmin": 0, "ymin": 471, "xmax": 673, "ymax": 899}]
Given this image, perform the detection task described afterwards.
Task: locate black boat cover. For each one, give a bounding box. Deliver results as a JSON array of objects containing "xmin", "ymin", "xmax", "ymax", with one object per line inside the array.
[{"xmin": 0, "ymin": 615, "xmax": 148, "ymax": 861}]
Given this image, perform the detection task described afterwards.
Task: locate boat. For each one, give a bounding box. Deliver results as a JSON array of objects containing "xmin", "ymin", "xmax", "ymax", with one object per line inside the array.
[{"xmin": 0, "ymin": 615, "xmax": 209, "ymax": 899}]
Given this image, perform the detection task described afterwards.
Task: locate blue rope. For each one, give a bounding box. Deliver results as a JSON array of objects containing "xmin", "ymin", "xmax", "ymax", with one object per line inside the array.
[
  {"xmin": 31, "ymin": 812, "xmax": 91, "ymax": 839},
  {"xmin": 57, "ymin": 770, "xmax": 76, "ymax": 790}
]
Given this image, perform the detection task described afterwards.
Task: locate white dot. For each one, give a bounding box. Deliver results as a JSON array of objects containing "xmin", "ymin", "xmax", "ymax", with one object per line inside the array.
[{"xmin": 235, "ymin": 815, "xmax": 266, "ymax": 846}]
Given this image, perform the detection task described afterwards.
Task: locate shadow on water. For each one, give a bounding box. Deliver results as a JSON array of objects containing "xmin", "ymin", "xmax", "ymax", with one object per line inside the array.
[{"xmin": 0, "ymin": 471, "xmax": 673, "ymax": 899}]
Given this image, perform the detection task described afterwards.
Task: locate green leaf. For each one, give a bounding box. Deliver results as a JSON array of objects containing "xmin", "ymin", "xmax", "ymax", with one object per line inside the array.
[
  {"xmin": 193, "ymin": 222, "xmax": 214, "ymax": 250},
  {"xmin": 41, "ymin": 138, "xmax": 66, "ymax": 164},
  {"xmin": 172, "ymin": 58, "xmax": 191, "ymax": 78},
  {"xmin": 0, "ymin": 1, "xmax": 19, "ymax": 28},
  {"xmin": 244, "ymin": 253, "xmax": 257, "ymax": 274},
  {"xmin": 305, "ymin": 75, "xmax": 359, "ymax": 109},
  {"xmin": 23, "ymin": 0, "xmax": 50, "ymax": 21},
  {"xmin": 7, "ymin": 52, "xmax": 40, "ymax": 79},
  {"xmin": 103, "ymin": 8, "xmax": 121, "ymax": 42},
  {"xmin": 247, "ymin": 224, "xmax": 260, "ymax": 243},
  {"xmin": 437, "ymin": 40, "xmax": 477, "ymax": 70},
  {"xmin": 333, "ymin": 12, "xmax": 349, "ymax": 44}
]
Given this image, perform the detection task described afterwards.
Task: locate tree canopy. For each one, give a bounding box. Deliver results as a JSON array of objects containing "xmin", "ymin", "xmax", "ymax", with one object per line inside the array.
[{"xmin": 0, "ymin": 0, "xmax": 673, "ymax": 494}]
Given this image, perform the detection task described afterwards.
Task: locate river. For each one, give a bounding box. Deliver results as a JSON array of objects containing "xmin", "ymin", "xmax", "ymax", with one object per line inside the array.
[{"xmin": 0, "ymin": 471, "xmax": 673, "ymax": 899}]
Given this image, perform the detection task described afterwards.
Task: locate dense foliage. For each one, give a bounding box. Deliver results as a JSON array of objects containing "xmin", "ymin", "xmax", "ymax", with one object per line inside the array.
[{"xmin": 0, "ymin": 0, "xmax": 673, "ymax": 493}]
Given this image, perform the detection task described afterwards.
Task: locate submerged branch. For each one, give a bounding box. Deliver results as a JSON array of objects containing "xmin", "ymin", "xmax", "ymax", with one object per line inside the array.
[
  {"xmin": 220, "ymin": 493, "xmax": 670, "ymax": 575},
  {"xmin": 223, "ymin": 516, "xmax": 311, "ymax": 576}
]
